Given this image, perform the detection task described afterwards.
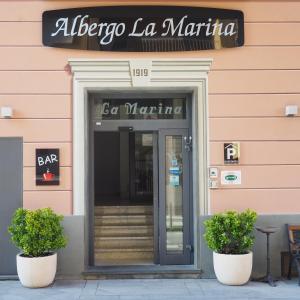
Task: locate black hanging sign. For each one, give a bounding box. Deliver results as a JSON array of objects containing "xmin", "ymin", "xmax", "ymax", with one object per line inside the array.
[
  {"xmin": 42, "ymin": 6, "xmax": 244, "ymax": 52},
  {"xmin": 36, "ymin": 149, "xmax": 60, "ymax": 185}
]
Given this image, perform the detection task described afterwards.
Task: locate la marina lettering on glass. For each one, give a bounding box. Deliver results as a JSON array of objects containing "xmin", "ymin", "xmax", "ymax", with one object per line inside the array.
[
  {"xmin": 43, "ymin": 6, "xmax": 244, "ymax": 52},
  {"xmin": 91, "ymin": 97, "xmax": 186, "ymax": 120}
]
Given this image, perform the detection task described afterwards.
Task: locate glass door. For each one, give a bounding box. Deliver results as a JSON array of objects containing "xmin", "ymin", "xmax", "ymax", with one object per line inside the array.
[{"xmin": 158, "ymin": 129, "xmax": 192, "ymax": 265}]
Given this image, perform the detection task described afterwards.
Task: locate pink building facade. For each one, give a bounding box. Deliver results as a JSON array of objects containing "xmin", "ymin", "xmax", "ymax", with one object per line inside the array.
[{"xmin": 1, "ymin": 0, "xmax": 300, "ymax": 277}]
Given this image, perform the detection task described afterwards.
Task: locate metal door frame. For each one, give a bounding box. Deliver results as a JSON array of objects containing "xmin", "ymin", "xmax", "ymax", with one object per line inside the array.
[
  {"xmin": 88, "ymin": 92, "xmax": 193, "ymax": 266},
  {"xmin": 158, "ymin": 128, "xmax": 192, "ymax": 265}
]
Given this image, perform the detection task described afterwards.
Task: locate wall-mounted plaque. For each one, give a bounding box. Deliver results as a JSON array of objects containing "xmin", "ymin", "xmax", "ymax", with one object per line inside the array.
[
  {"xmin": 42, "ymin": 6, "xmax": 244, "ymax": 52},
  {"xmin": 36, "ymin": 149, "xmax": 60, "ymax": 185},
  {"xmin": 221, "ymin": 170, "xmax": 241, "ymax": 185},
  {"xmin": 224, "ymin": 142, "xmax": 240, "ymax": 164}
]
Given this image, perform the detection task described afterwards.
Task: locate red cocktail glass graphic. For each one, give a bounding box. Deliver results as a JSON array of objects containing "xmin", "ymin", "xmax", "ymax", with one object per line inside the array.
[{"xmin": 43, "ymin": 169, "xmax": 54, "ymax": 181}]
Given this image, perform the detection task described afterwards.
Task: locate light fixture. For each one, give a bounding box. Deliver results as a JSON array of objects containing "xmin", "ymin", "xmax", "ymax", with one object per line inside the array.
[
  {"xmin": 1, "ymin": 106, "xmax": 13, "ymax": 118},
  {"xmin": 285, "ymin": 105, "xmax": 298, "ymax": 117}
]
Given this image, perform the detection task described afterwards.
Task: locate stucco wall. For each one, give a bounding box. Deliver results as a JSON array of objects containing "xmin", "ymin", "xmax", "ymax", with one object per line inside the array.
[{"xmin": 0, "ymin": 0, "xmax": 299, "ymax": 215}]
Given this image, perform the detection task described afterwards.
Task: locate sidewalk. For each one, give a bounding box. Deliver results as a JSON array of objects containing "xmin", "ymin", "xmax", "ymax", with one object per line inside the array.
[{"xmin": 0, "ymin": 279, "xmax": 299, "ymax": 300}]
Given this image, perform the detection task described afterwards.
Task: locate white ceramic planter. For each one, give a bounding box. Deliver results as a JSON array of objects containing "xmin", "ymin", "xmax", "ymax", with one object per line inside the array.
[
  {"xmin": 213, "ymin": 251, "xmax": 252, "ymax": 285},
  {"xmin": 16, "ymin": 252, "xmax": 57, "ymax": 288}
]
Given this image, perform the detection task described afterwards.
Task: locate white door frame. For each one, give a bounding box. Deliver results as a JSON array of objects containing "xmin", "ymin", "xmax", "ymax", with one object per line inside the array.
[{"xmin": 68, "ymin": 58, "xmax": 212, "ymax": 268}]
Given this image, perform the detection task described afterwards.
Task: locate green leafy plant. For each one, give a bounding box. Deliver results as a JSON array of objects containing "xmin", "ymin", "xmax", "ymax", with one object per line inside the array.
[
  {"xmin": 8, "ymin": 208, "xmax": 67, "ymax": 257},
  {"xmin": 204, "ymin": 209, "xmax": 257, "ymax": 254}
]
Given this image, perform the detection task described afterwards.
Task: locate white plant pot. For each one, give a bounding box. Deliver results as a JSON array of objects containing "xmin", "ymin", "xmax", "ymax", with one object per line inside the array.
[
  {"xmin": 16, "ymin": 252, "xmax": 57, "ymax": 288},
  {"xmin": 213, "ymin": 251, "xmax": 252, "ymax": 285}
]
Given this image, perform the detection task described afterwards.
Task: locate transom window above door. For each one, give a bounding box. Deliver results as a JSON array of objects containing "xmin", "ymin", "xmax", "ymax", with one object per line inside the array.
[{"xmin": 90, "ymin": 94, "xmax": 187, "ymax": 120}]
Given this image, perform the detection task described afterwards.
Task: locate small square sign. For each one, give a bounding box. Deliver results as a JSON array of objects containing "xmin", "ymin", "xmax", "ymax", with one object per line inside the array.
[
  {"xmin": 209, "ymin": 167, "xmax": 218, "ymax": 178},
  {"xmin": 36, "ymin": 149, "xmax": 59, "ymax": 185},
  {"xmin": 224, "ymin": 142, "xmax": 240, "ymax": 164},
  {"xmin": 142, "ymin": 134, "xmax": 153, "ymax": 146},
  {"xmin": 169, "ymin": 175, "xmax": 180, "ymax": 187}
]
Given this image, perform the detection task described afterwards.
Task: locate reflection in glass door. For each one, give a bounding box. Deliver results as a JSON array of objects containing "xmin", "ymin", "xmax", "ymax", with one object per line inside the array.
[
  {"xmin": 165, "ymin": 135, "xmax": 183, "ymax": 253},
  {"xmin": 158, "ymin": 129, "xmax": 192, "ymax": 265}
]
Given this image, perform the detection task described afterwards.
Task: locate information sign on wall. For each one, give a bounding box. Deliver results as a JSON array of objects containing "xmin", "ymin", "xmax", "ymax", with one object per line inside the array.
[
  {"xmin": 36, "ymin": 149, "xmax": 60, "ymax": 185},
  {"xmin": 224, "ymin": 142, "xmax": 240, "ymax": 164},
  {"xmin": 221, "ymin": 170, "xmax": 241, "ymax": 185}
]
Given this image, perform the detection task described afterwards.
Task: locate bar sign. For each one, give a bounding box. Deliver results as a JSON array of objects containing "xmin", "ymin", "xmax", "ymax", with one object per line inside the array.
[{"xmin": 36, "ymin": 149, "xmax": 60, "ymax": 185}]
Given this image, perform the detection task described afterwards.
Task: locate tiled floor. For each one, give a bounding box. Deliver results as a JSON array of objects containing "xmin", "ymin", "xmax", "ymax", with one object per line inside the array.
[{"xmin": 0, "ymin": 279, "xmax": 299, "ymax": 300}]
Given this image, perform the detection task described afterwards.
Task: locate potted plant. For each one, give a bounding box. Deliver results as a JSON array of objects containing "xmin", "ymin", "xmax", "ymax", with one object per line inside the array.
[
  {"xmin": 204, "ymin": 209, "xmax": 257, "ymax": 285},
  {"xmin": 8, "ymin": 208, "xmax": 67, "ymax": 288}
]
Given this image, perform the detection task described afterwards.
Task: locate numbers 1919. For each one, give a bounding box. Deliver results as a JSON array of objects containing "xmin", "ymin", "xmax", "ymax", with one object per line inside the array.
[{"xmin": 132, "ymin": 68, "xmax": 149, "ymax": 77}]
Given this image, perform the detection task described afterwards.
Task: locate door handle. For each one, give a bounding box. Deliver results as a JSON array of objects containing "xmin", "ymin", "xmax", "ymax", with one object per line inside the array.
[{"xmin": 183, "ymin": 136, "xmax": 192, "ymax": 152}]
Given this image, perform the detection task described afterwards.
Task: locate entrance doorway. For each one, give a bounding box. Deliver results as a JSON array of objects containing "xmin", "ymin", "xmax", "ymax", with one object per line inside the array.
[
  {"xmin": 94, "ymin": 131, "xmax": 154, "ymax": 207},
  {"xmin": 94, "ymin": 130, "xmax": 155, "ymax": 265},
  {"xmin": 89, "ymin": 93, "xmax": 193, "ymax": 266}
]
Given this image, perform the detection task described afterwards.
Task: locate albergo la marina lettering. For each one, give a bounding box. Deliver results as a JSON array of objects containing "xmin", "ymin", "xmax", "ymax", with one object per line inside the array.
[
  {"xmin": 51, "ymin": 15, "xmax": 237, "ymax": 46},
  {"xmin": 43, "ymin": 6, "xmax": 244, "ymax": 51}
]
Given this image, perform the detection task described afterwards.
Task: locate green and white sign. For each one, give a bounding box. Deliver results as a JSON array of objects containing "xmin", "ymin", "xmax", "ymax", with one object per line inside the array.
[{"xmin": 221, "ymin": 170, "xmax": 241, "ymax": 185}]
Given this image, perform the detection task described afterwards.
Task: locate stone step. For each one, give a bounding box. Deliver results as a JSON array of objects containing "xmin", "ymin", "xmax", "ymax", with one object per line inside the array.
[
  {"xmin": 94, "ymin": 225, "xmax": 154, "ymax": 237},
  {"xmin": 94, "ymin": 248, "xmax": 154, "ymax": 265},
  {"xmin": 82, "ymin": 268, "xmax": 202, "ymax": 279},
  {"xmin": 94, "ymin": 215, "xmax": 153, "ymax": 226},
  {"xmin": 94, "ymin": 205, "xmax": 153, "ymax": 216},
  {"xmin": 94, "ymin": 236, "xmax": 154, "ymax": 249}
]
